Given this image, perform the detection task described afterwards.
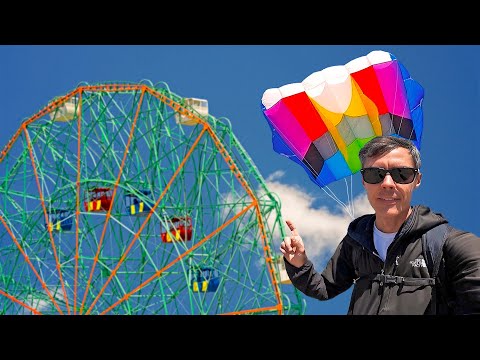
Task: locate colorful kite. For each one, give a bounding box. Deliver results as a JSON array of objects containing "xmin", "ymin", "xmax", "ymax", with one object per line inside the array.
[{"xmin": 261, "ymin": 50, "xmax": 424, "ymax": 188}]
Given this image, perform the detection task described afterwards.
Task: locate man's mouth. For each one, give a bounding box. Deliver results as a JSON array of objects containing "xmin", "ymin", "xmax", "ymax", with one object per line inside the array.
[{"xmin": 379, "ymin": 197, "xmax": 397, "ymax": 201}]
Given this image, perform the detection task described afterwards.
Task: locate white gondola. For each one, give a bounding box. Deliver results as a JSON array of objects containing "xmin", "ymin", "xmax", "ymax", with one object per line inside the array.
[
  {"xmin": 50, "ymin": 96, "xmax": 80, "ymax": 122},
  {"xmin": 276, "ymin": 256, "xmax": 292, "ymax": 285},
  {"xmin": 175, "ymin": 98, "xmax": 208, "ymax": 126}
]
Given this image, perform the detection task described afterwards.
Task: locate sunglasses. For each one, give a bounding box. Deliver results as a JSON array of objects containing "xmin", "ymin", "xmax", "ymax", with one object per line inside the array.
[{"xmin": 360, "ymin": 167, "xmax": 418, "ymax": 184}]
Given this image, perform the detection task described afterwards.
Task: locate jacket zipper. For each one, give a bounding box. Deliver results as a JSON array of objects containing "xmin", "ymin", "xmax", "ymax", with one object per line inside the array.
[{"xmin": 377, "ymin": 225, "xmax": 411, "ymax": 314}]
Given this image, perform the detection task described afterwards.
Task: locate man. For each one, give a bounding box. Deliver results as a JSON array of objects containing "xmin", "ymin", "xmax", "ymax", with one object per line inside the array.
[{"xmin": 280, "ymin": 135, "xmax": 480, "ymax": 314}]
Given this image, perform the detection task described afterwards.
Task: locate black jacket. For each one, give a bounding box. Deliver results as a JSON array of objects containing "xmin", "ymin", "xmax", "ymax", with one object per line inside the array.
[{"xmin": 285, "ymin": 205, "xmax": 480, "ymax": 314}]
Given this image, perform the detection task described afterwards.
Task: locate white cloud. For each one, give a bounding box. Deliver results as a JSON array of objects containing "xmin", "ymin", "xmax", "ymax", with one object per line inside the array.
[
  {"xmin": 264, "ymin": 171, "xmax": 373, "ymax": 264},
  {"xmin": 23, "ymin": 294, "xmax": 50, "ymax": 314},
  {"xmin": 21, "ymin": 285, "xmax": 66, "ymax": 315}
]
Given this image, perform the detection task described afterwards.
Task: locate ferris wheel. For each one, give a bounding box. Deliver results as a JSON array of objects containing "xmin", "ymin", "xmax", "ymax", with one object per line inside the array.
[{"xmin": 0, "ymin": 80, "xmax": 305, "ymax": 315}]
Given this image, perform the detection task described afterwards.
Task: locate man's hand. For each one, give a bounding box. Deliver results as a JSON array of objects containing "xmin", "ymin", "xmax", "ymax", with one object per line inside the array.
[{"xmin": 280, "ymin": 219, "xmax": 306, "ymax": 268}]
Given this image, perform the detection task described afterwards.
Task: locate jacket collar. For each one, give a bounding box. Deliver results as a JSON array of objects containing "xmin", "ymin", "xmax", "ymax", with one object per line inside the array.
[{"xmin": 347, "ymin": 205, "xmax": 448, "ymax": 251}]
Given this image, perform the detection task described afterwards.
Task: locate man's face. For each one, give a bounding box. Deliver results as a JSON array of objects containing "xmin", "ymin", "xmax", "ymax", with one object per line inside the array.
[{"xmin": 362, "ymin": 147, "xmax": 422, "ymax": 219}]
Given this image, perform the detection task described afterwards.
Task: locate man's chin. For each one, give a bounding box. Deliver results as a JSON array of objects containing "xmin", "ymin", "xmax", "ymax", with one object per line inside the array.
[{"xmin": 376, "ymin": 204, "xmax": 401, "ymax": 216}]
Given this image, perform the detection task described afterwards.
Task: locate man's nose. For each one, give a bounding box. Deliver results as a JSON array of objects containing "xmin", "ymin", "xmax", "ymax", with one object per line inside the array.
[{"xmin": 381, "ymin": 173, "xmax": 395, "ymax": 187}]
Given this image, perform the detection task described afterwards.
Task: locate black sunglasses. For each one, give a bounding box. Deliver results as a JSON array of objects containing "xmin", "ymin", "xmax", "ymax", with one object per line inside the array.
[{"xmin": 360, "ymin": 167, "xmax": 418, "ymax": 184}]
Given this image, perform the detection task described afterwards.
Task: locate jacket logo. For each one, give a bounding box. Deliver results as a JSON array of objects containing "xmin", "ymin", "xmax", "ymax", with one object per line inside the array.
[{"xmin": 410, "ymin": 258, "xmax": 427, "ymax": 268}]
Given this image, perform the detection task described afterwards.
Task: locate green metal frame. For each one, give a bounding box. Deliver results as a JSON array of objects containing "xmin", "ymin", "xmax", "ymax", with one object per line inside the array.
[{"xmin": 0, "ymin": 81, "xmax": 305, "ymax": 315}]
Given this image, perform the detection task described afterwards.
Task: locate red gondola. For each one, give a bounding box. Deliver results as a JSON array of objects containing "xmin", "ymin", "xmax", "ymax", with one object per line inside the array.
[
  {"xmin": 84, "ymin": 187, "xmax": 113, "ymax": 212},
  {"xmin": 161, "ymin": 216, "xmax": 192, "ymax": 243}
]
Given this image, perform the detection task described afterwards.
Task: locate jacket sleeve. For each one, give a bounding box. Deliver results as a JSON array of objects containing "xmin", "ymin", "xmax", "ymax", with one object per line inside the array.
[
  {"xmin": 284, "ymin": 237, "xmax": 357, "ymax": 301},
  {"xmin": 444, "ymin": 228, "xmax": 480, "ymax": 314}
]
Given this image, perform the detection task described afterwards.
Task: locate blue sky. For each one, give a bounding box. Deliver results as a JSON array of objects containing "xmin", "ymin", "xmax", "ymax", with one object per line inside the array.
[{"xmin": 0, "ymin": 45, "xmax": 479, "ymax": 315}]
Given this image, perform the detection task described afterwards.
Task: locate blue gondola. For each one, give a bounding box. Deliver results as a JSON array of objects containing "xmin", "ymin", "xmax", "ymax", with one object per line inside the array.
[
  {"xmin": 45, "ymin": 209, "xmax": 73, "ymax": 232},
  {"xmin": 124, "ymin": 190, "xmax": 153, "ymax": 216},
  {"xmin": 191, "ymin": 267, "xmax": 220, "ymax": 293}
]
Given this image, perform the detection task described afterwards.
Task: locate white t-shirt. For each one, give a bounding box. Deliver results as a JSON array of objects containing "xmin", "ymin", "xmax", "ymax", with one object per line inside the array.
[{"xmin": 373, "ymin": 222, "xmax": 397, "ymax": 262}]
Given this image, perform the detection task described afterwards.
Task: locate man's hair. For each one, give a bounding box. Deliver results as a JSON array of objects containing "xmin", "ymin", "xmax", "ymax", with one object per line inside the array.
[{"xmin": 359, "ymin": 136, "xmax": 421, "ymax": 169}]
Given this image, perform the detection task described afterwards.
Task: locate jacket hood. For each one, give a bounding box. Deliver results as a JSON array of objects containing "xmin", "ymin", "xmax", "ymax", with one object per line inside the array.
[{"xmin": 347, "ymin": 205, "xmax": 448, "ymax": 251}]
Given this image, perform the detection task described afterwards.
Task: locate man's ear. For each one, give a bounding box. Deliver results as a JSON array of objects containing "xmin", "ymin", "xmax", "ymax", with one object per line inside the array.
[{"xmin": 415, "ymin": 172, "xmax": 422, "ymax": 188}]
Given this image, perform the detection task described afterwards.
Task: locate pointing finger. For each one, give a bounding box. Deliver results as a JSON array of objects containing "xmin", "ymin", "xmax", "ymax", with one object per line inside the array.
[
  {"xmin": 285, "ymin": 219, "xmax": 298, "ymax": 236},
  {"xmin": 282, "ymin": 237, "xmax": 293, "ymax": 252}
]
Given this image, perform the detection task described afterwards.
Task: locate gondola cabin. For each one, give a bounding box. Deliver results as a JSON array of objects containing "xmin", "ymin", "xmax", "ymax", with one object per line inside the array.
[
  {"xmin": 161, "ymin": 216, "xmax": 192, "ymax": 243},
  {"xmin": 191, "ymin": 267, "xmax": 220, "ymax": 293},
  {"xmin": 276, "ymin": 256, "xmax": 292, "ymax": 285},
  {"xmin": 124, "ymin": 190, "xmax": 153, "ymax": 216},
  {"xmin": 174, "ymin": 98, "xmax": 208, "ymax": 126},
  {"xmin": 45, "ymin": 209, "xmax": 73, "ymax": 232},
  {"xmin": 49, "ymin": 96, "xmax": 80, "ymax": 122},
  {"xmin": 84, "ymin": 187, "xmax": 113, "ymax": 212}
]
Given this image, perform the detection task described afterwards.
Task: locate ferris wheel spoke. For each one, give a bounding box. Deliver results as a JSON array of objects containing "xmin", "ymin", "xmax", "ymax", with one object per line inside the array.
[
  {"xmin": 81, "ymin": 89, "xmax": 147, "ymax": 314},
  {"xmin": 23, "ymin": 126, "xmax": 72, "ymax": 314}
]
